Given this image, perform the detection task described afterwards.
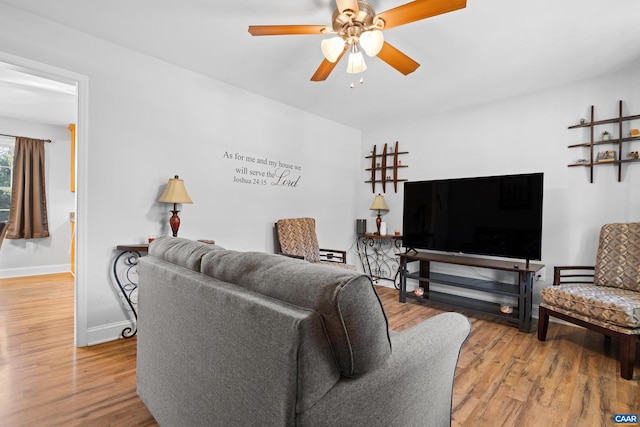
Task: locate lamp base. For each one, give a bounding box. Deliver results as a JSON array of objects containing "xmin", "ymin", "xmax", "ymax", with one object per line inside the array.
[
  {"xmin": 375, "ymin": 214, "xmax": 382, "ymax": 235},
  {"xmin": 169, "ymin": 210, "xmax": 181, "ymax": 237}
]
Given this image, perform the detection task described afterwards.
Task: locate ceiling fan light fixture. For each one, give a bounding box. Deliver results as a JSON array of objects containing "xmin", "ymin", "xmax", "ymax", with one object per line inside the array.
[
  {"xmin": 347, "ymin": 44, "xmax": 367, "ymax": 74},
  {"xmin": 360, "ymin": 29, "xmax": 384, "ymax": 56},
  {"xmin": 249, "ymin": 0, "xmax": 467, "ymax": 82},
  {"xmin": 321, "ymin": 36, "xmax": 346, "ymax": 63}
]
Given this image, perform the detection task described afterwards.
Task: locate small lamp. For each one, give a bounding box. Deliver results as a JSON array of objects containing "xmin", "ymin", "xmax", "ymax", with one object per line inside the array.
[
  {"xmin": 369, "ymin": 194, "xmax": 389, "ymax": 235},
  {"xmin": 158, "ymin": 175, "xmax": 193, "ymax": 237}
]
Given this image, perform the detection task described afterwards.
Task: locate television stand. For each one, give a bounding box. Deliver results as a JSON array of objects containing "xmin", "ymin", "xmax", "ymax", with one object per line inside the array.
[{"xmin": 398, "ymin": 251, "xmax": 544, "ymax": 332}]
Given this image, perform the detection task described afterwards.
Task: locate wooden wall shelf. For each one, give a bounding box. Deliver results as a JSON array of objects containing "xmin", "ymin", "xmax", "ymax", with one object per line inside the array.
[
  {"xmin": 568, "ymin": 100, "xmax": 640, "ymax": 183},
  {"xmin": 364, "ymin": 141, "xmax": 408, "ymax": 193}
]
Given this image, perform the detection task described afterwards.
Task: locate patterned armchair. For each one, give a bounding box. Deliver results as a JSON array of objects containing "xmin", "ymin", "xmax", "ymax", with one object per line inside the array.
[
  {"xmin": 0, "ymin": 221, "xmax": 8, "ymax": 249},
  {"xmin": 274, "ymin": 217, "xmax": 356, "ymax": 271},
  {"xmin": 538, "ymin": 223, "xmax": 640, "ymax": 379}
]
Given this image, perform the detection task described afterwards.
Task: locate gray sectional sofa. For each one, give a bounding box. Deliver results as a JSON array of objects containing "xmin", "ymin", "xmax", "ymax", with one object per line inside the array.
[{"xmin": 137, "ymin": 237, "xmax": 471, "ymax": 426}]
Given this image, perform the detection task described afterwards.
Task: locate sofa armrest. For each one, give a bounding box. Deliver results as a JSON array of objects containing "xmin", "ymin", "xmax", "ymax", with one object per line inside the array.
[
  {"xmin": 319, "ymin": 248, "xmax": 347, "ymax": 264},
  {"xmin": 553, "ymin": 265, "xmax": 595, "ymax": 286},
  {"xmin": 298, "ymin": 312, "xmax": 471, "ymax": 427}
]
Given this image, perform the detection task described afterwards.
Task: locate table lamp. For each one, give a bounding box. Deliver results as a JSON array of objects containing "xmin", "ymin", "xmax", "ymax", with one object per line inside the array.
[
  {"xmin": 369, "ymin": 194, "xmax": 389, "ymax": 235},
  {"xmin": 158, "ymin": 175, "xmax": 193, "ymax": 237}
]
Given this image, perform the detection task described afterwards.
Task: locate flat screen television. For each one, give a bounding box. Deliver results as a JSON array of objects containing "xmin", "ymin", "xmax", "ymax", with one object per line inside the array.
[{"xmin": 402, "ymin": 172, "xmax": 544, "ymax": 261}]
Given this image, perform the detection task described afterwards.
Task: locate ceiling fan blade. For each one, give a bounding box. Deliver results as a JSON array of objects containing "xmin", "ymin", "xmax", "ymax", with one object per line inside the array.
[
  {"xmin": 336, "ymin": 0, "xmax": 359, "ymax": 15},
  {"xmin": 311, "ymin": 45, "xmax": 348, "ymax": 81},
  {"xmin": 376, "ymin": 42, "xmax": 420, "ymax": 75},
  {"xmin": 248, "ymin": 25, "xmax": 328, "ymax": 36},
  {"xmin": 377, "ymin": 0, "xmax": 466, "ymax": 31}
]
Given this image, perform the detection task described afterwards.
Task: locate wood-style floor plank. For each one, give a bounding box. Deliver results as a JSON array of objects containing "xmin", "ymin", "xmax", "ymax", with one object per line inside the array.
[
  {"xmin": 0, "ymin": 273, "xmax": 155, "ymax": 427},
  {"xmin": 0, "ymin": 275, "xmax": 638, "ymax": 426}
]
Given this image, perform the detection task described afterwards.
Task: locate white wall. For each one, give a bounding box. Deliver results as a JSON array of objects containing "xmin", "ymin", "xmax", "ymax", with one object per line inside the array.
[
  {"xmin": 360, "ymin": 60, "xmax": 640, "ymax": 306},
  {"xmin": 0, "ymin": 117, "xmax": 74, "ymax": 277},
  {"xmin": 0, "ymin": 4, "xmax": 361, "ymax": 344}
]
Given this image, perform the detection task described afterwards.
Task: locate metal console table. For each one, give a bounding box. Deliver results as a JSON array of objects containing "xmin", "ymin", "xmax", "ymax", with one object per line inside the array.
[
  {"xmin": 112, "ymin": 244, "xmax": 149, "ymax": 338},
  {"xmin": 356, "ymin": 233, "xmax": 403, "ymax": 286}
]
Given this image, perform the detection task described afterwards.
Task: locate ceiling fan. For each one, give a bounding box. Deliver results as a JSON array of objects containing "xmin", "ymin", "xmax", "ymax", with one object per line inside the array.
[{"xmin": 248, "ymin": 0, "xmax": 466, "ymax": 82}]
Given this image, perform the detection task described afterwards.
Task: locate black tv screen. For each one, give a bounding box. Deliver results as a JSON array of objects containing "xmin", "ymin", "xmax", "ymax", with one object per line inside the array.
[{"xmin": 403, "ymin": 173, "xmax": 543, "ymax": 260}]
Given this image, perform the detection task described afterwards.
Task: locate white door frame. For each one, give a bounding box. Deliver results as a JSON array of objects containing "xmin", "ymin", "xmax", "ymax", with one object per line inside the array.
[{"xmin": 0, "ymin": 51, "xmax": 90, "ymax": 346}]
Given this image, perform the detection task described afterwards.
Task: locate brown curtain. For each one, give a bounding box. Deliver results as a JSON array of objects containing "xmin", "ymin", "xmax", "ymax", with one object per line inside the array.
[{"xmin": 6, "ymin": 137, "xmax": 50, "ymax": 239}]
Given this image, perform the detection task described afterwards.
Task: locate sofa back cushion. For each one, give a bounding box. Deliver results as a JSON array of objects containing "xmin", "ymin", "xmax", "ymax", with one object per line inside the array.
[
  {"xmin": 594, "ymin": 222, "xmax": 640, "ymax": 292},
  {"xmin": 201, "ymin": 250, "xmax": 391, "ymax": 377},
  {"xmin": 149, "ymin": 236, "xmax": 224, "ymax": 271}
]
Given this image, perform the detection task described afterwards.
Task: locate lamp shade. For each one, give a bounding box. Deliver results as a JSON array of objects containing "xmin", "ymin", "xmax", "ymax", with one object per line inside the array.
[
  {"xmin": 369, "ymin": 194, "xmax": 389, "ymax": 211},
  {"xmin": 347, "ymin": 50, "xmax": 367, "ymax": 74},
  {"xmin": 360, "ymin": 30, "xmax": 384, "ymax": 57},
  {"xmin": 158, "ymin": 175, "xmax": 193, "ymax": 204},
  {"xmin": 321, "ymin": 36, "xmax": 345, "ymax": 63}
]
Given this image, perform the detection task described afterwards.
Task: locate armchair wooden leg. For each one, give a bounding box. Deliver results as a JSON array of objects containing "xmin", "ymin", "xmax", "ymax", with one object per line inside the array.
[
  {"xmin": 619, "ymin": 335, "xmax": 637, "ymax": 380},
  {"xmin": 537, "ymin": 306, "xmax": 550, "ymax": 341}
]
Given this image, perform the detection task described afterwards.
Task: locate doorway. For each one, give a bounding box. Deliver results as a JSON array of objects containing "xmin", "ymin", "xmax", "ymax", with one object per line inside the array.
[{"xmin": 0, "ymin": 52, "xmax": 89, "ymax": 346}]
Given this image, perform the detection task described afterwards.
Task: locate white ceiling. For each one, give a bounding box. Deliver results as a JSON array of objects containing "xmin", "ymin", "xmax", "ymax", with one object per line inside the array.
[
  {"xmin": 0, "ymin": 0, "xmax": 639, "ymax": 130},
  {"xmin": 0, "ymin": 61, "xmax": 77, "ymax": 127}
]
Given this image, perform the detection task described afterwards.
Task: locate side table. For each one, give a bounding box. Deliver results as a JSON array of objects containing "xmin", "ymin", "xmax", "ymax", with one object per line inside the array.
[
  {"xmin": 112, "ymin": 244, "xmax": 149, "ymax": 338},
  {"xmin": 356, "ymin": 233, "xmax": 403, "ymax": 287}
]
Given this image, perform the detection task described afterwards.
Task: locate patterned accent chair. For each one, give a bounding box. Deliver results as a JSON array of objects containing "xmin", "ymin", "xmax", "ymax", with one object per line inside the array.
[
  {"xmin": 0, "ymin": 221, "xmax": 8, "ymax": 249},
  {"xmin": 538, "ymin": 223, "xmax": 640, "ymax": 379},
  {"xmin": 275, "ymin": 217, "xmax": 356, "ymax": 271}
]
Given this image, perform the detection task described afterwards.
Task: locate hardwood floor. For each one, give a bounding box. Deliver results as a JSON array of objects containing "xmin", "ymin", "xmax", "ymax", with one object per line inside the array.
[{"xmin": 0, "ymin": 274, "xmax": 637, "ymax": 426}]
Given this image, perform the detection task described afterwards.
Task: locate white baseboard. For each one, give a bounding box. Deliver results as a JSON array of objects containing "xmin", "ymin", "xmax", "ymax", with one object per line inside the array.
[
  {"xmin": 86, "ymin": 320, "xmax": 136, "ymax": 346},
  {"xmin": 0, "ymin": 264, "xmax": 71, "ymax": 279}
]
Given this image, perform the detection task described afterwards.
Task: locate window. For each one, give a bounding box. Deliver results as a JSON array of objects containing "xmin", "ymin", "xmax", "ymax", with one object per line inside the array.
[{"xmin": 0, "ymin": 137, "xmax": 14, "ymax": 222}]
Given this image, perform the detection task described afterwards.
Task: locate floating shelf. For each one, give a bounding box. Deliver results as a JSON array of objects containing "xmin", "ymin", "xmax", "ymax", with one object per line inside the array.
[
  {"xmin": 568, "ymin": 100, "xmax": 640, "ymax": 183},
  {"xmin": 365, "ymin": 141, "xmax": 408, "ymax": 193}
]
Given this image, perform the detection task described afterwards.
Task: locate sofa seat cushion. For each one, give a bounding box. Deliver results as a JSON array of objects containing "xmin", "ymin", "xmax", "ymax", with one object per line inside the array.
[
  {"xmin": 540, "ymin": 284, "xmax": 640, "ymax": 330},
  {"xmin": 318, "ymin": 261, "xmax": 356, "ymax": 271},
  {"xmin": 200, "ymin": 250, "xmax": 391, "ymax": 378}
]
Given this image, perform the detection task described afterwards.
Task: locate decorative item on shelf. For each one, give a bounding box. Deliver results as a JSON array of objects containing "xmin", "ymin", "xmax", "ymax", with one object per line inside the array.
[
  {"xmin": 414, "ymin": 287, "xmax": 424, "ymax": 297},
  {"xmin": 369, "ymin": 193, "xmax": 389, "ymax": 235},
  {"xmin": 597, "ymin": 150, "xmax": 616, "ymax": 163},
  {"xmin": 158, "ymin": 175, "xmax": 193, "ymax": 237},
  {"xmin": 602, "ymin": 131, "xmax": 610, "ymax": 141},
  {"xmin": 379, "ymin": 222, "xmax": 387, "ymax": 236},
  {"xmin": 631, "ymin": 129, "xmax": 640, "ymax": 137},
  {"xmin": 500, "ymin": 304, "xmax": 513, "ymax": 314},
  {"xmin": 575, "ymin": 159, "xmax": 589, "ymax": 164},
  {"xmin": 629, "ymin": 151, "xmax": 639, "ymax": 160},
  {"xmin": 356, "ymin": 219, "xmax": 367, "ymax": 234},
  {"xmin": 580, "ymin": 118, "xmax": 586, "ymax": 124}
]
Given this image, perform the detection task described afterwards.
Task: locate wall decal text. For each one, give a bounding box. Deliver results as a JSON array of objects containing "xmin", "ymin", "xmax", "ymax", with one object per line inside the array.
[{"xmin": 223, "ymin": 151, "xmax": 302, "ymax": 188}]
